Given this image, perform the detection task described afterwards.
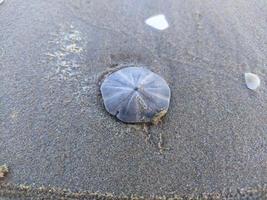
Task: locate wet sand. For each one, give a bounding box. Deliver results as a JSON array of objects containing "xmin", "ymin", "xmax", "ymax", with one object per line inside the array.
[{"xmin": 0, "ymin": 0, "xmax": 267, "ymax": 199}]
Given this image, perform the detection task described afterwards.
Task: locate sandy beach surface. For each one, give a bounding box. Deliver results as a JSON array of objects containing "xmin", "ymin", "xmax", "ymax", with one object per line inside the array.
[{"xmin": 0, "ymin": 0, "xmax": 267, "ymax": 199}]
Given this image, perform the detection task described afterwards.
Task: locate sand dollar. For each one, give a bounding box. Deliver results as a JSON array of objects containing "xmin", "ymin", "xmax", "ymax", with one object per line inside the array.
[{"xmin": 100, "ymin": 66, "xmax": 171, "ymax": 124}]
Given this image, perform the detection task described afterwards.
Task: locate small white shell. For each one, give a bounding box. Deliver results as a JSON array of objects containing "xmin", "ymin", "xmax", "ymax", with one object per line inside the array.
[
  {"xmin": 244, "ymin": 73, "xmax": 260, "ymax": 90},
  {"xmin": 0, "ymin": 0, "xmax": 4, "ymax": 5},
  {"xmin": 145, "ymin": 14, "xmax": 169, "ymax": 30}
]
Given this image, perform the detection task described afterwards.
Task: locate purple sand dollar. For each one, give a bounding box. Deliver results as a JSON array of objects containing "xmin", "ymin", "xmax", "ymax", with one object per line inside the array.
[{"xmin": 100, "ymin": 66, "xmax": 171, "ymax": 124}]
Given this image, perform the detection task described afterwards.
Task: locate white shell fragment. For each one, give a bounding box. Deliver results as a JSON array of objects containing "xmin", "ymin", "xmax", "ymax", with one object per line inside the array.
[
  {"xmin": 0, "ymin": 0, "xmax": 4, "ymax": 5},
  {"xmin": 244, "ymin": 73, "xmax": 260, "ymax": 90},
  {"xmin": 145, "ymin": 14, "xmax": 169, "ymax": 30}
]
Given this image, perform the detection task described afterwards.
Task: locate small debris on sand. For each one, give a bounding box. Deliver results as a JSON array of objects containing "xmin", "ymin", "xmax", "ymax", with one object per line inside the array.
[
  {"xmin": 0, "ymin": 0, "xmax": 4, "ymax": 5},
  {"xmin": 158, "ymin": 132, "xmax": 171, "ymax": 154},
  {"xmin": 152, "ymin": 110, "xmax": 167, "ymax": 125},
  {"xmin": 0, "ymin": 164, "xmax": 8, "ymax": 178}
]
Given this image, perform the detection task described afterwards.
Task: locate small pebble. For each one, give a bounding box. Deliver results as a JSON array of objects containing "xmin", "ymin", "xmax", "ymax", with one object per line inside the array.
[
  {"xmin": 0, "ymin": 164, "xmax": 8, "ymax": 178},
  {"xmin": 244, "ymin": 72, "xmax": 260, "ymax": 90},
  {"xmin": 0, "ymin": 0, "xmax": 4, "ymax": 5}
]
